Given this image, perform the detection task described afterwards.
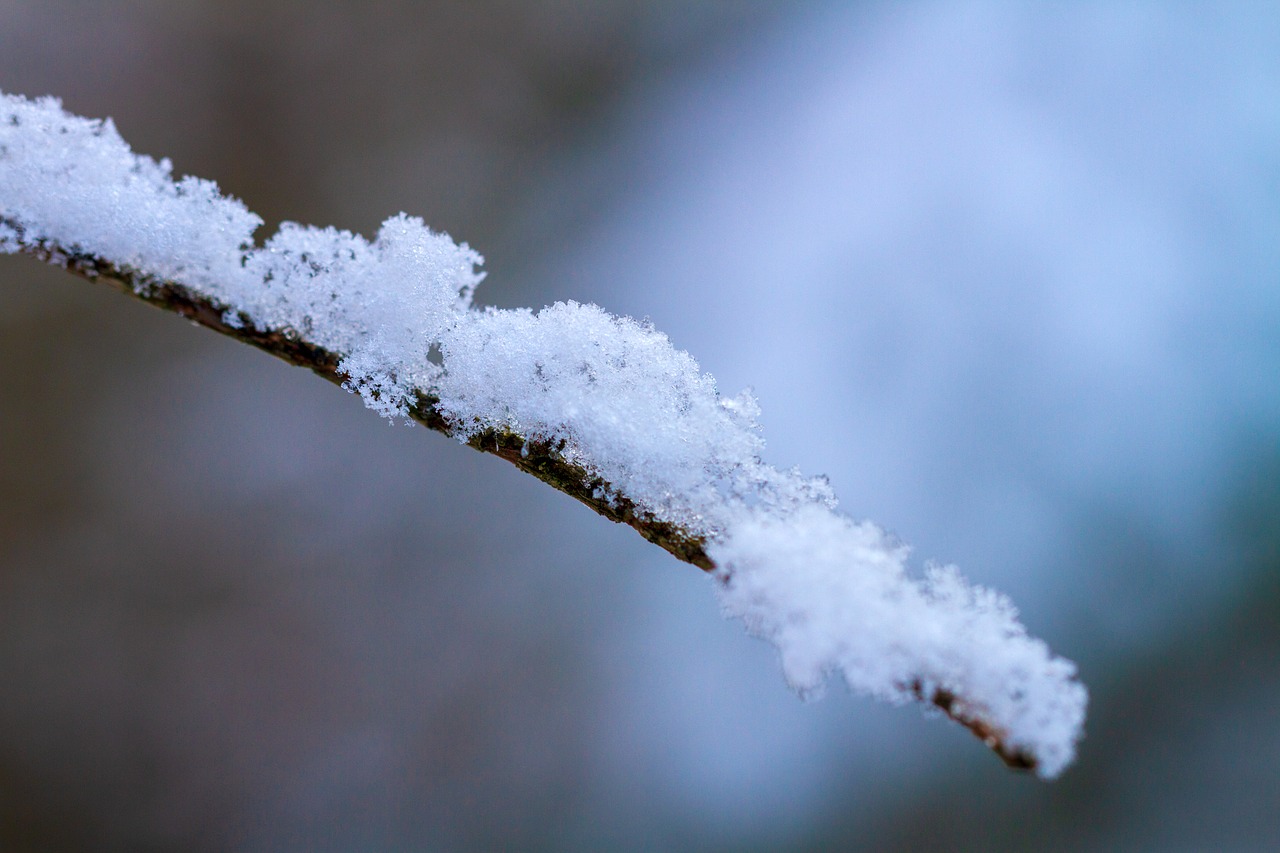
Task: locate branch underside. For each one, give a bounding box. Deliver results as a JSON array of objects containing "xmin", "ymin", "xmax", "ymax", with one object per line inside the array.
[{"xmin": 7, "ymin": 230, "xmax": 1034, "ymax": 774}]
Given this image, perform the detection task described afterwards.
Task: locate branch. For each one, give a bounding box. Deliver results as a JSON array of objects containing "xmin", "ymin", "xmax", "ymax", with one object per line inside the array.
[
  {"xmin": 0, "ymin": 92, "xmax": 1086, "ymax": 778},
  {"xmin": 3, "ymin": 216, "xmax": 1055, "ymax": 776},
  {"xmin": 9, "ymin": 224, "xmax": 715, "ymax": 571}
]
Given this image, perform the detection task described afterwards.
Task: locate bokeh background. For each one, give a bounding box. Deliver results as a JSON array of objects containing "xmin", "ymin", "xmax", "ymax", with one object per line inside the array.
[{"xmin": 2, "ymin": 2, "xmax": 1278, "ymax": 850}]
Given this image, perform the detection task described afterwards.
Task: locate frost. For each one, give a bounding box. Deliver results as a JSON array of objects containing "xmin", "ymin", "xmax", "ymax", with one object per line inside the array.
[{"xmin": 0, "ymin": 91, "xmax": 1086, "ymax": 776}]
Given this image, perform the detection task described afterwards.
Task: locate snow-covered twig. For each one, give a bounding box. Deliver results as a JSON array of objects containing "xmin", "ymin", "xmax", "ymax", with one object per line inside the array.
[{"xmin": 0, "ymin": 92, "xmax": 1086, "ymax": 777}]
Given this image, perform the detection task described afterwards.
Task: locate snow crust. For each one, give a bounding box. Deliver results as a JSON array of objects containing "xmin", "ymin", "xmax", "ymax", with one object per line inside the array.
[{"xmin": 0, "ymin": 92, "xmax": 1085, "ymax": 776}]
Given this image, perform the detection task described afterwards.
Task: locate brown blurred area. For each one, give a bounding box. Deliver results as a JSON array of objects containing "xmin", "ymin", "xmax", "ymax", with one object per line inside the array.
[{"xmin": 0, "ymin": 3, "xmax": 781, "ymax": 850}]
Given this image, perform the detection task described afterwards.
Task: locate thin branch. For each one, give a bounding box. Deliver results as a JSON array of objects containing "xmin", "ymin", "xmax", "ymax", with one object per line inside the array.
[
  {"xmin": 7, "ymin": 221, "xmax": 1038, "ymax": 774},
  {"xmin": 11, "ymin": 222, "xmax": 714, "ymax": 569},
  {"xmin": 913, "ymin": 682, "xmax": 1035, "ymax": 771}
]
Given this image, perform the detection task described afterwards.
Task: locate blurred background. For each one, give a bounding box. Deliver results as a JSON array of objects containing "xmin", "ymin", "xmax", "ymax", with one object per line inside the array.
[{"xmin": 1, "ymin": 2, "xmax": 1278, "ymax": 850}]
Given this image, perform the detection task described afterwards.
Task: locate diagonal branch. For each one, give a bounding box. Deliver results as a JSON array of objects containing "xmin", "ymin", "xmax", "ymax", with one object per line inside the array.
[
  {"xmin": 0, "ymin": 91, "xmax": 1086, "ymax": 779},
  {"xmin": 10, "ymin": 221, "xmax": 715, "ymax": 572},
  {"xmin": 9, "ymin": 222, "xmax": 1038, "ymax": 772}
]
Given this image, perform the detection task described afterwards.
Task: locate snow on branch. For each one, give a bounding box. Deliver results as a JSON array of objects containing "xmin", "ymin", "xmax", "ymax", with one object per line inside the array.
[{"xmin": 0, "ymin": 92, "xmax": 1086, "ymax": 778}]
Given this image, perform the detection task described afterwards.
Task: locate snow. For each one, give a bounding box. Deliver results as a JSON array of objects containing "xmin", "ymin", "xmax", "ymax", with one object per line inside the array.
[
  {"xmin": 435, "ymin": 301, "xmax": 816, "ymax": 533},
  {"xmin": 713, "ymin": 506, "xmax": 1086, "ymax": 778},
  {"xmin": 245, "ymin": 215, "xmax": 482, "ymax": 418},
  {"xmin": 0, "ymin": 91, "xmax": 1086, "ymax": 776},
  {"xmin": 0, "ymin": 96, "xmax": 260, "ymax": 290},
  {"xmin": 0, "ymin": 94, "xmax": 482, "ymax": 419}
]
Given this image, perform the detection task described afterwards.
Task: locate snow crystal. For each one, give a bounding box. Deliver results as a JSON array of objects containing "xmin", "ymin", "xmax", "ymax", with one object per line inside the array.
[{"xmin": 0, "ymin": 91, "xmax": 1086, "ymax": 775}]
